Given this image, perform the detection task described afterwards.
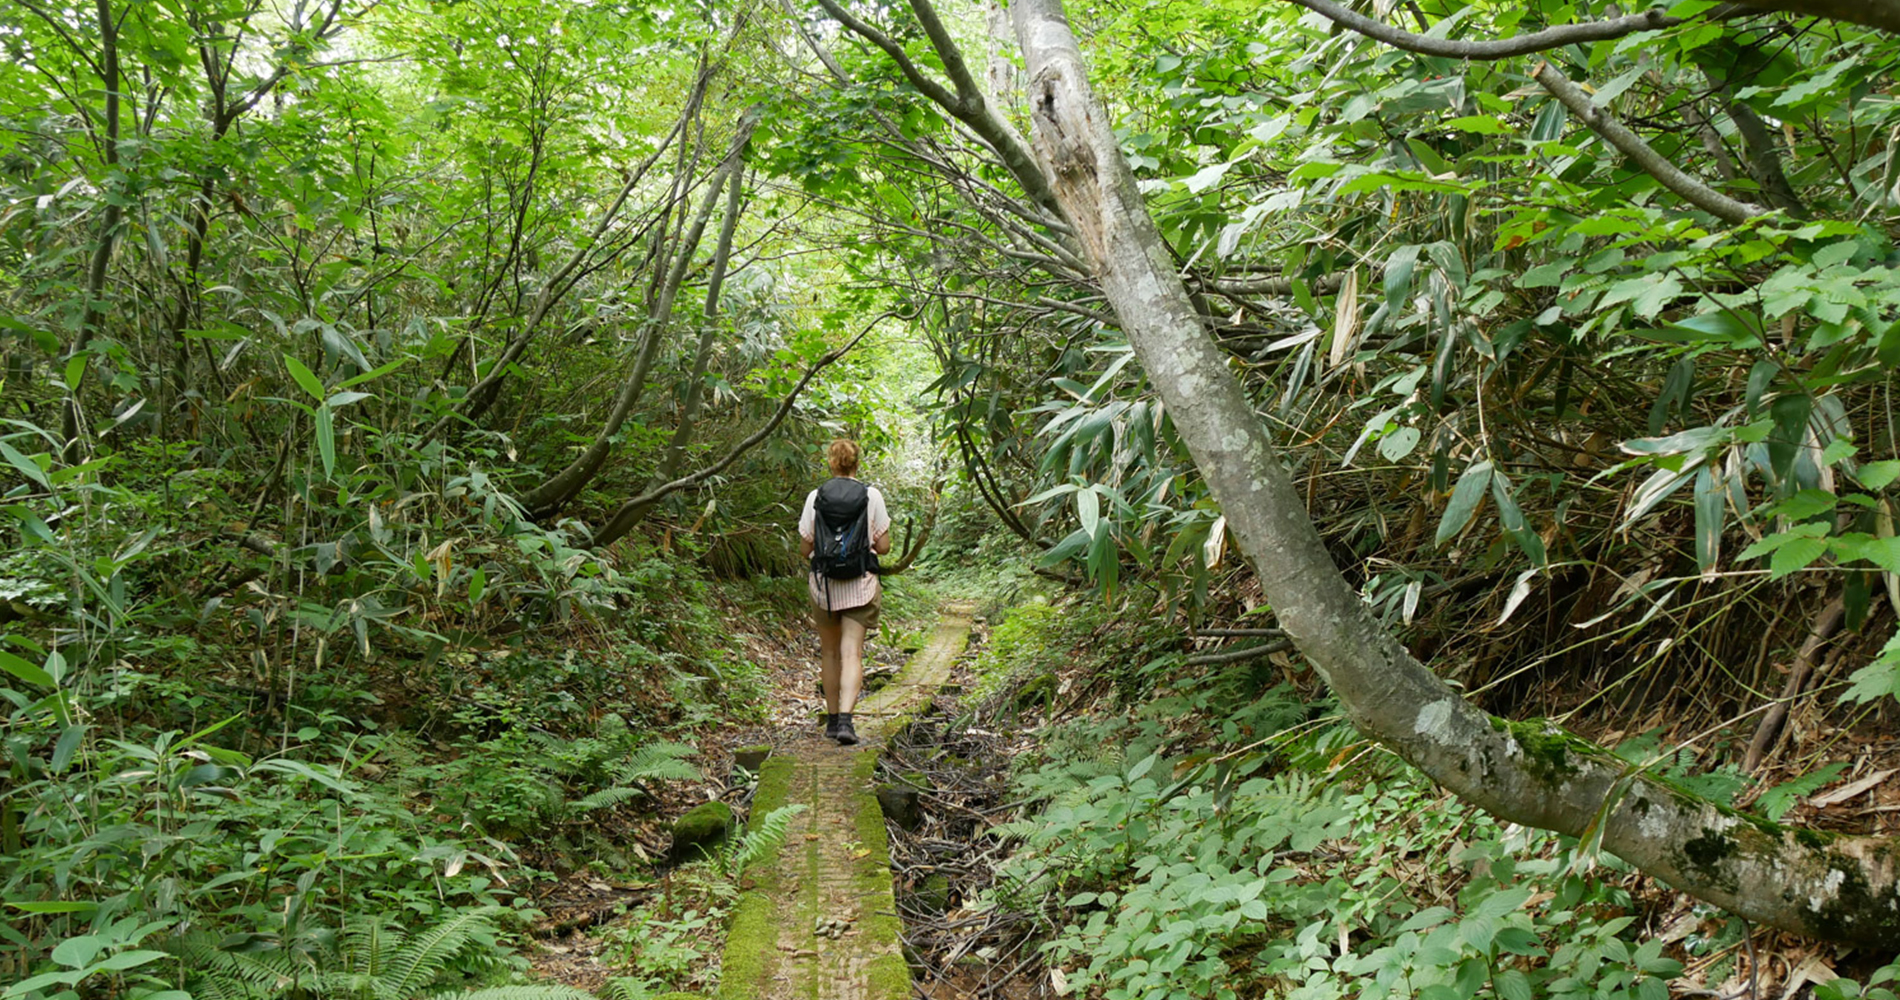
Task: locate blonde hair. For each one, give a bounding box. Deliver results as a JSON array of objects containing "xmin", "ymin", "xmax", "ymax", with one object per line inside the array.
[{"xmin": 826, "ymin": 438, "xmax": 862, "ymax": 477}]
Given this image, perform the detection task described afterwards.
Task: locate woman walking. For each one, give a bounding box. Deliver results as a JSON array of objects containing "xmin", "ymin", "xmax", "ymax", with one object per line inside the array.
[{"xmin": 799, "ymin": 438, "xmax": 891, "ymax": 745}]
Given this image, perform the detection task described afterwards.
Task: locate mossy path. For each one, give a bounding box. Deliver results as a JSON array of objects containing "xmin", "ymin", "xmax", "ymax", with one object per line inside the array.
[{"xmin": 719, "ymin": 603, "xmax": 974, "ymax": 1000}]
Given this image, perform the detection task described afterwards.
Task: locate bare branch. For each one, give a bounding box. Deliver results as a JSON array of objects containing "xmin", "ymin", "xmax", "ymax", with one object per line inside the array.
[
  {"xmin": 1533, "ymin": 62, "xmax": 1766, "ymax": 225},
  {"xmin": 1280, "ymin": 0, "xmax": 1682, "ymax": 60},
  {"xmin": 1722, "ymin": 0, "xmax": 1900, "ymax": 33},
  {"xmin": 589, "ymin": 311, "xmax": 903, "ymax": 548}
]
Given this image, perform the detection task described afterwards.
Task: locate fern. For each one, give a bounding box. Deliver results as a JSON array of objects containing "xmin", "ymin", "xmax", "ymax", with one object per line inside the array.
[
  {"xmin": 714, "ymin": 803, "xmax": 806, "ymax": 879},
  {"xmin": 596, "ymin": 977, "xmax": 660, "ymax": 1000},
  {"xmin": 617, "ymin": 742, "xmax": 701, "ymax": 784},
  {"xmin": 428, "ymin": 988, "xmax": 598, "ymax": 1000},
  {"xmin": 569, "ymin": 785, "xmax": 648, "ymax": 814},
  {"xmin": 381, "ymin": 907, "xmax": 504, "ymax": 999}
]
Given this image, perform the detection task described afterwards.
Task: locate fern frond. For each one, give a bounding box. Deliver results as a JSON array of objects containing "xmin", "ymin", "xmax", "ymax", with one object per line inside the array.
[
  {"xmin": 618, "ymin": 742, "xmax": 700, "ymax": 784},
  {"xmin": 380, "ymin": 907, "xmax": 502, "ymax": 999},
  {"xmin": 597, "ymin": 977, "xmax": 660, "ymax": 1000},
  {"xmin": 727, "ymin": 803, "xmax": 806, "ymax": 878},
  {"xmin": 570, "ymin": 785, "xmax": 646, "ymax": 814},
  {"xmin": 427, "ymin": 987, "xmax": 599, "ymax": 1000}
]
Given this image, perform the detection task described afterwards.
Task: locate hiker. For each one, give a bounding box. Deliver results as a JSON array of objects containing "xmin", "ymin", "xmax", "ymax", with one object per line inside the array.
[{"xmin": 798, "ymin": 437, "xmax": 891, "ymax": 746}]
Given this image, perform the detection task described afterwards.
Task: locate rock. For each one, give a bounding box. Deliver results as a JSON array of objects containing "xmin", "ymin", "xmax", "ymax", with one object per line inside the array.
[
  {"xmin": 876, "ymin": 783, "xmax": 923, "ymax": 831},
  {"xmin": 667, "ymin": 800, "xmax": 733, "ymax": 865},
  {"xmin": 731, "ymin": 746, "xmax": 771, "ymax": 785}
]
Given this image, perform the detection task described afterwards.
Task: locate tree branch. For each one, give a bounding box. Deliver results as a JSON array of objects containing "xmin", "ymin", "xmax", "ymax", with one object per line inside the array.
[
  {"xmin": 811, "ymin": 0, "xmax": 1069, "ymax": 221},
  {"xmin": 1280, "ymin": 0, "xmax": 1682, "ymax": 60},
  {"xmin": 1721, "ymin": 0, "xmax": 1900, "ymax": 34},
  {"xmin": 588, "ymin": 311, "xmax": 902, "ymax": 549},
  {"xmin": 1533, "ymin": 62, "xmax": 1767, "ymax": 225}
]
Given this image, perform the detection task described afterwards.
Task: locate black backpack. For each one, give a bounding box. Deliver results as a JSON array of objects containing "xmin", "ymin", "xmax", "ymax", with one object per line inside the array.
[{"xmin": 810, "ymin": 477, "xmax": 880, "ymax": 583}]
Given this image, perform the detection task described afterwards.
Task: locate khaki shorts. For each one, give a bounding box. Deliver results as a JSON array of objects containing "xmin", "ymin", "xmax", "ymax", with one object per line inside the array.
[{"xmin": 813, "ymin": 597, "xmax": 880, "ymax": 631}]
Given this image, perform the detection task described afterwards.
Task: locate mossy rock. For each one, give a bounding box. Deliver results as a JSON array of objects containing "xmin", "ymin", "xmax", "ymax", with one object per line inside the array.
[
  {"xmin": 876, "ymin": 783, "xmax": 923, "ymax": 831},
  {"xmin": 668, "ymin": 800, "xmax": 733, "ymax": 865},
  {"xmin": 731, "ymin": 745, "xmax": 771, "ymax": 781}
]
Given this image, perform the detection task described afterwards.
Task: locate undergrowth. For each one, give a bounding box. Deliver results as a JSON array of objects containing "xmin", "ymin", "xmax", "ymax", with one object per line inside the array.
[{"xmin": 969, "ymin": 596, "xmax": 1900, "ymax": 1000}]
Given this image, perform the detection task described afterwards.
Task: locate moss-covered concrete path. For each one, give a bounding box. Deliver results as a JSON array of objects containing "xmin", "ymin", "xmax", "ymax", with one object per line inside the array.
[{"xmin": 719, "ymin": 603, "xmax": 974, "ymax": 1000}]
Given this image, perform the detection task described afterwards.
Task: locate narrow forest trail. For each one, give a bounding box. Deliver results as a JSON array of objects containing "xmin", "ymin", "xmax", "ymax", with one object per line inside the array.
[{"xmin": 720, "ymin": 602, "xmax": 975, "ymax": 1000}]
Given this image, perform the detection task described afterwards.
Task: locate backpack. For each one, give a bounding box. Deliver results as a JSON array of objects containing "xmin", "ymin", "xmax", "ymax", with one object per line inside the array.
[{"xmin": 810, "ymin": 477, "xmax": 880, "ymax": 583}]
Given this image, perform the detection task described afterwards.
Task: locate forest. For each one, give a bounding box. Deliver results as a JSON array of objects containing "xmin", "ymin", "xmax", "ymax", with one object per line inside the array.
[{"xmin": 1, "ymin": 0, "xmax": 1898, "ymax": 998}]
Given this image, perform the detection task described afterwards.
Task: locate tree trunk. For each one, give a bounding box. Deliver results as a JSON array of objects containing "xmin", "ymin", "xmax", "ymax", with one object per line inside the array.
[
  {"xmin": 585, "ymin": 164, "xmax": 747, "ymax": 532},
  {"xmin": 424, "ymin": 71, "xmax": 715, "ymax": 444},
  {"xmin": 61, "ymin": 0, "xmax": 123, "ymax": 464},
  {"xmin": 1010, "ymin": 0, "xmax": 1898, "ymax": 944},
  {"xmin": 522, "ymin": 116, "xmax": 757, "ymax": 518},
  {"xmin": 654, "ymin": 164, "xmax": 747, "ymax": 486}
]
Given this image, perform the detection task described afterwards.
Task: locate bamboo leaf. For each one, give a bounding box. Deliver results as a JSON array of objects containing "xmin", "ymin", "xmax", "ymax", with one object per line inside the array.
[
  {"xmin": 1436, "ymin": 461, "xmax": 1493, "ymax": 545},
  {"xmin": 284, "ymin": 355, "xmax": 327, "ymax": 401}
]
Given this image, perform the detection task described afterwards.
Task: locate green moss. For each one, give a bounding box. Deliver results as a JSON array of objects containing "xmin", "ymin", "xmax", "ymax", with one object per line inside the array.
[
  {"xmin": 1501, "ymin": 718, "xmax": 1592, "ymax": 784},
  {"xmin": 670, "ymin": 800, "xmax": 734, "ymax": 863},
  {"xmin": 652, "ymin": 993, "xmax": 708, "ymax": 1000},
  {"xmin": 865, "ymin": 953, "xmax": 911, "ymax": 1000},
  {"xmin": 1802, "ymin": 845, "xmax": 1900, "ymax": 942},
  {"xmin": 1794, "ymin": 827, "xmax": 1835, "ymax": 850},
  {"xmin": 753, "ymin": 755, "xmax": 795, "ymax": 815},
  {"xmin": 715, "ymin": 893, "xmax": 776, "ymax": 1000}
]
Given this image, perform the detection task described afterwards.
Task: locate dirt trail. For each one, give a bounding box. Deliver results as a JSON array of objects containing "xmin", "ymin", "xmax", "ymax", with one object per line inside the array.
[{"xmin": 724, "ymin": 602, "xmax": 974, "ymax": 1000}]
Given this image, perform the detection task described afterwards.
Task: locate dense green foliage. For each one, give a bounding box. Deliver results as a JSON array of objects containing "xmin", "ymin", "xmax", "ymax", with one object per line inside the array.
[
  {"xmin": 975, "ymin": 594, "xmax": 1900, "ymax": 1000},
  {"xmin": 5, "ymin": 0, "xmax": 1900, "ymax": 993}
]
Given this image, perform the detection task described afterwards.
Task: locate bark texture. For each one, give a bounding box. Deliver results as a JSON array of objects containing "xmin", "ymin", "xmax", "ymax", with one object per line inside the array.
[{"xmin": 1010, "ymin": 0, "xmax": 1899, "ymax": 944}]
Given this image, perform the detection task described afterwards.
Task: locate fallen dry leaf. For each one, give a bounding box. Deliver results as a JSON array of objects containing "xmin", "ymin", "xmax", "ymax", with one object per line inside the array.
[{"xmin": 1809, "ymin": 768, "xmax": 1895, "ymax": 808}]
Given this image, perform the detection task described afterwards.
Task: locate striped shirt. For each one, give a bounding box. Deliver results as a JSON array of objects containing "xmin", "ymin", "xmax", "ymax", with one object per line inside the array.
[{"xmin": 799, "ymin": 481, "xmax": 890, "ymax": 611}]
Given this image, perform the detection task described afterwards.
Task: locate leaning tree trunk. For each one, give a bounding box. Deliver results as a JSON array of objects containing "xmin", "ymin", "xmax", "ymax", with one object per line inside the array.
[
  {"xmin": 653, "ymin": 163, "xmax": 746, "ymax": 486},
  {"xmin": 522, "ymin": 116, "xmax": 756, "ymax": 519},
  {"xmin": 595, "ymin": 162, "xmax": 749, "ymax": 532},
  {"xmin": 1009, "ymin": 0, "xmax": 1897, "ymax": 944}
]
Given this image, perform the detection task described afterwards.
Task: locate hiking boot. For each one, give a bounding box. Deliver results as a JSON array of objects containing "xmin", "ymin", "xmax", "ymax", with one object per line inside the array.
[
  {"xmin": 834, "ymin": 713, "xmax": 859, "ymax": 746},
  {"xmin": 823, "ymin": 713, "xmax": 838, "ymax": 739}
]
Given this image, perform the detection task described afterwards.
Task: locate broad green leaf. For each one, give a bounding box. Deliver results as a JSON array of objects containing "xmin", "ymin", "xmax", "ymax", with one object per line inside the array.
[
  {"xmin": 1436, "ymin": 461, "xmax": 1493, "ymax": 545},
  {"xmin": 1861, "ymin": 460, "xmax": 1900, "ymax": 490},
  {"xmin": 315, "ymin": 404, "xmax": 336, "ymax": 480},
  {"xmin": 1378, "ymin": 425, "xmax": 1420, "ymax": 462},
  {"xmin": 0, "ymin": 442, "xmax": 50, "ymax": 490},
  {"xmin": 1694, "ymin": 467, "xmax": 1724, "ymax": 573},
  {"xmin": 283, "ymin": 355, "xmax": 326, "ymax": 401},
  {"xmin": 0, "ymin": 650, "xmax": 53, "ymax": 688},
  {"xmin": 337, "ymin": 357, "xmax": 407, "ymax": 389},
  {"xmin": 51, "ymin": 934, "xmax": 105, "ymax": 968},
  {"xmin": 1774, "ymin": 489, "xmax": 1839, "ymax": 521},
  {"xmin": 1769, "ymin": 536, "xmax": 1828, "ymax": 579},
  {"xmin": 1077, "ymin": 487, "xmax": 1100, "ymax": 537}
]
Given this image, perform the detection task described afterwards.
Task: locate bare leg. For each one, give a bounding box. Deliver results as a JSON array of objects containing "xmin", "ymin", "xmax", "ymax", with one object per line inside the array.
[
  {"xmin": 816, "ymin": 612, "xmax": 843, "ymax": 715},
  {"xmin": 837, "ymin": 616, "xmax": 868, "ymax": 714}
]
